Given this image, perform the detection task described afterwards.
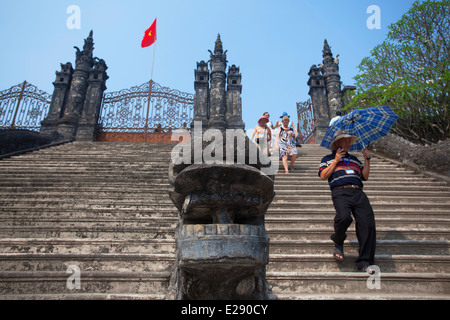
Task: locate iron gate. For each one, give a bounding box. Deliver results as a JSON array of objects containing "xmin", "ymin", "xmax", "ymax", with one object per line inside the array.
[
  {"xmin": 0, "ymin": 81, "xmax": 51, "ymax": 131},
  {"xmin": 97, "ymin": 80, "xmax": 194, "ymax": 142},
  {"xmin": 297, "ymin": 99, "xmax": 315, "ymax": 143}
]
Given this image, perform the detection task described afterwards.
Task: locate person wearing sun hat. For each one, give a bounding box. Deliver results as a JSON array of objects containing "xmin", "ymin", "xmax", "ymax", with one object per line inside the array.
[
  {"xmin": 273, "ymin": 112, "xmax": 299, "ymax": 145},
  {"xmin": 250, "ymin": 115, "xmax": 271, "ymax": 155},
  {"xmin": 318, "ymin": 130, "xmax": 376, "ymax": 273}
]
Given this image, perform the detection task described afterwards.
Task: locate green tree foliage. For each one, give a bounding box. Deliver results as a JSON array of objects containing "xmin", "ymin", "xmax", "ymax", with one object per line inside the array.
[{"xmin": 348, "ymin": 0, "xmax": 449, "ymax": 143}]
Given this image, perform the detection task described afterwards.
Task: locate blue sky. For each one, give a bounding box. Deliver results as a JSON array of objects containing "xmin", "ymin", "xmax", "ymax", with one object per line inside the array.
[{"xmin": 0, "ymin": 0, "xmax": 416, "ymax": 132}]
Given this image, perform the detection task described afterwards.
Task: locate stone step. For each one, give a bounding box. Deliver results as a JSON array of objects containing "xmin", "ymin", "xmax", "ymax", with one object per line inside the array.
[
  {"xmin": 274, "ymin": 187, "xmax": 450, "ymax": 195},
  {"xmin": 0, "ymin": 216, "xmax": 447, "ymax": 231},
  {"xmin": 0, "ymin": 238, "xmax": 176, "ymax": 254},
  {"xmin": 1, "ymin": 198, "xmax": 447, "ymax": 210},
  {"xmin": 1, "ymin": 195, "xmax": 447, "ymax": 209},
  {"xmin": 0, "ymin": 253, "xmax": 174, "ymax": 272},
  {"xmin": 0, "ymin": 226, "xmax": 176, "ymax": 240},
  {"xmin": 0, "ymin": 271, "xmax": 170, "ymax": 295},
  {"xmin": 269, "ymin": 239, "xmax": 450, "ymax": 255},
  {"xmin": 274, "ymin": 176, "xmax": 441, "ymax": 183},
  {"xmin": 0, "ymin": 172, "xmax": 169, "ymax": 178},
  {"xmin": 0, "ymin": 225, "xmax": 447, "ymax": 241},
  {"xmin": 267, "ymin": 254, "xmax": 450, "ymax": 273},
  {"xmin": 1, "ymin": 183, "xmax": 448, "ymax": 192},
  {"xmin": 265, "ymin": 217, "xmax": 450, "ymax": 229},
  {"xmin": 2, "ymin": 190, "xmax": 448, "ymax": 202},
  {"xmin": 2, "ymin": 238, "xmax": 447, "ymax": 256},
  {"xmin": 0, "ymin": 206, "xmax": 178, "ymax": 215},
  {"xmin": 266, "ymin": 271, "xmax": 450, "ymax": 296},
  {"xmin": 0, "ymin": 293, "xmax": 166, "ymax": 300},
  {"xmin": 0, "ymin": 217, "xmax": 177, "ymax": 228},
  {"xmin": 272, "ymin": 194, "xmax": 450, "ymax": 203},
  {"xmin": 266, "ymin": 227, "xmax": 450, "ymax": 241},
  {"xmin": 266, "ymin": 208, "xmax": 450, "ymax": 218},
  {"xmin": 272, "ymin": 293, "xmax": 450, "ymax": 300},
  {"xmin": 0, "ymin": 252, "xmax": 447, "ymax": 274},
  {"xmin": 0, "ymin": 162, "xmax": 168, "ymax": 169}
]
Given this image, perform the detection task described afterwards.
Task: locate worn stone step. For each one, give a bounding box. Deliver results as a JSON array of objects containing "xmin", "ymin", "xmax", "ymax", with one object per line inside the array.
[
  {"xmin": 0, "ymin": 196, "xmax": 173, "ymax": 204},
  {"xmin": 0, "ymin": 271, "xmax": 170, "ymax": 295},
  {"xmin": 0, "ymin": 238, "xmax": 175, "ymax": 254},
  {"xmin": 272, "ymin": 293, "xmax": 450, "ymax": 300},
  {"xmin": 3, "ymin": 238, "xmax": 448, "ymax": 256},
  {"xmin": 0, "ymin": 185, "xmax": 171, "ymax": 193},
  {"xmin": 265, "ymin": 217, "xmax": 450, "ymax": 229},
  {"xmin": 0, "ymin": 253, "xmax": 175, "ymax": 272},
  {"xmin": 266, "ymin": 227, "xmax": 450, "ymax": 241},
  {"xmin": 272, "ymin": 194, "xmax": 450, "ymax": 204},
  {"xmin": 0, "ymin": 174, "xmax": 169, "ymax": 181},
  {"xmin": 0, "ymin": 217, "xmax": 177, "ymax": 228},
  {"xmin": 1, "ymin": 252, "xmax": 447, "ymax": 275},
  {"xmin": 0, "ymin": 226, "xmax": 175, "ymax": 240},
  {"xmin": 270, "ymin": 239, "xmax": 450, "ymax": 255},
  {"xmin": 0, "ymin": 190, "xmax": 171, "ymax": 199},
  {"xmin": 1, "ymin": 216, "xmax": 447, "ymax": 230},
  {"xmin": 2, "ymin": 197, "xmax": 447, "ymax": 210},
  {"xmin": 274, "ymin": 188, "xmax": 450, "ymax": 196},
  {"xmin": 0, "ymin": 225, "xmax": 447, "ymax": 241},
  {"xmin": 0, "ymin": 206, "xmax": 178, "ymax": 216},
  {"xmin": 267, "ymin": 254, "xmax": 450, "ymax": 273},
  {"xmin": 0, "ymin": 293, "xmax": 166, "ymax": 300},
  {"xmin": 270, "ymin": 201, "xmax": 450, "ymax": 211},
  {"xmin": 266, "ymin": 207, "xmax": 450, "ymax": 218},
  {"xmin": 267, "ymin": 271, "xmax": 450, "ymax": 296},
  {"xmin": 0, "ymin": 199, "xmax": 174, "ymax": 208},
  {"xmin": 0, "ymin": 165, "xmax": 169, "ymax": 171},
  {"xmin": 3, "ymin": 188, "xmax": 449, "ymax": 200}
]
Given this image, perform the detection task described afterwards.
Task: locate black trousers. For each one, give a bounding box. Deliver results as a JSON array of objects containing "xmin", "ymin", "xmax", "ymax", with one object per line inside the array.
[{"xmin": 330, "ymin": 188, "xmax": 376, "ymax": 268}]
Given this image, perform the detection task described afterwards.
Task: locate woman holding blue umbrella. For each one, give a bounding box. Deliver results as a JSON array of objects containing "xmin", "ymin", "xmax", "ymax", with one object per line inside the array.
[{"xmin": 318, "ymin": 130, "xmax": 376, "ymax": 273}]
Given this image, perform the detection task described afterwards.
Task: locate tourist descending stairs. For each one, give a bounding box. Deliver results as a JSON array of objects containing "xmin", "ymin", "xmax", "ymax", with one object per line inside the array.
[
  {"xmin": 0, "ymin": 142, "xmax": 449, "ymax": 299},
  {"xmin": 266, "ymin": 144, "xmax": 450, "ymax": 299}
]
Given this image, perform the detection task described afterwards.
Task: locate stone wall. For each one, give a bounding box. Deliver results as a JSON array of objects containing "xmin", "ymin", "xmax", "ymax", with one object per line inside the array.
[
  {"xmin": 372, "ymin": 133, "xmax": 450, "ymax": 179},
  {"xmin": 0, "ymin": 129, "xmax": 55, "ymax": 155}
]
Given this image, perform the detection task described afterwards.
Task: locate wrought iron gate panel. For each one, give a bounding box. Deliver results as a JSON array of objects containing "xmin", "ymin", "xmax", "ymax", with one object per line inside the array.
[
  {"xmin": 98, "ymin": 80, "xmax": 194, "ymax": 133},
  {"xmin": 297, "ymin": 99, "xmax": 315, "ymax": 143},
  {"xmin": 0, "ymin": 81, "xmax": 51, "ymax": 131}
]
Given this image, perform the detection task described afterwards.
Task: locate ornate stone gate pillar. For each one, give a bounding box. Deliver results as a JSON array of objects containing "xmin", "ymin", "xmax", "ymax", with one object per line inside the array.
[{"xmin": 40, "ymin": 30, "xmax": 108, "ymax": 141}]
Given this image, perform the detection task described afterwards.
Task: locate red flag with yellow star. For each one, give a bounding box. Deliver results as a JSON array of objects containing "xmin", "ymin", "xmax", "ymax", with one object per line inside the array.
[{"xmin": 141, "ymin": 18, "xmax": 157, "ymax": 48}]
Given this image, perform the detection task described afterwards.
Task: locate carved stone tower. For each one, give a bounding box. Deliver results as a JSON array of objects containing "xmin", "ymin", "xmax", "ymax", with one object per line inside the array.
[
  {"xmin": 193, "ymin": 61, "xmax": 210, "ymax": 129},
  {"xmin": 226, "ymin": 65, "xmax": 245, "ymax": 130},
  {"xmin": 192, "ymin": 34, "xmax": 245, "ymax": 131},
  {"xmin": 307, "ymin": 64, "xmax": 330, "ymax": 144},
  {"xmin": 322, "ymin": 39, "xmax": 343, "ymax": 117},
  {"xmin": 307, "ymin": 39, "xmax": 349, "ymax": 144},
  {"xmin": 41, "ymin": 62, "xmax": 73, "ymax": 135},
  {"xmin": 208, "ymin": 34, "xmax": 228, "ymax": 130},
  {"xmin": 40, "ymin": 30, "xmax": 108, "ymax": 141},
  {"xmin": 76, "ymin": 58, "xmax": 108, "ymax": 141}
]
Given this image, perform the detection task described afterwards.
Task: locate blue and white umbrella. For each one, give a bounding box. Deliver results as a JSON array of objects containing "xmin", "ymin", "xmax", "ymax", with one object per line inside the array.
[{"xmin": 321, "ymin": 106, "xmax": 399, "ymax": 151}]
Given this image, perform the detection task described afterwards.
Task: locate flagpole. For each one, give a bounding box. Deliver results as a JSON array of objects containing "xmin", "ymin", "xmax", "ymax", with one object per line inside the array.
[{"xmin": 144, "ymin": 41, "xmax": 156, "ymax": 142}]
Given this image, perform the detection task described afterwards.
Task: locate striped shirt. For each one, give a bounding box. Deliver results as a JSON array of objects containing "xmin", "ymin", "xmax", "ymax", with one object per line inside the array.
[{"xmin": 318, "ymin": 151, "xmax": 366, "ymax": 190}]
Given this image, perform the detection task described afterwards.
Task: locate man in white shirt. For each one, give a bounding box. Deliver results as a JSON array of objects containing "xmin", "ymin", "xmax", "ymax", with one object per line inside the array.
[{"xmin": 329, "ymin": 111, "xmax": 342, "ymax": 126}]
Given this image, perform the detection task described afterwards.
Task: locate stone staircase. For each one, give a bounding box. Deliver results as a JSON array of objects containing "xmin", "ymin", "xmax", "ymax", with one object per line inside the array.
[{"xmin": 0, "ymin": 142, "xmax": 448, "ymax": 299}]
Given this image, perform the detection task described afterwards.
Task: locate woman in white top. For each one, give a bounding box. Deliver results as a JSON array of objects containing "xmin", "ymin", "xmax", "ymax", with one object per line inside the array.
[{"xmin": 250, "ymin": 116, "xmax": 271, "ymax": 156}]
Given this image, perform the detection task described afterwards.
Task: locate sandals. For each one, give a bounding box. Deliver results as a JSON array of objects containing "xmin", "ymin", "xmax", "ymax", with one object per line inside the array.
[
  {"xmin": 333, "ymin": 244, "xmax": 344, "ymax": 261},
  {"xmin": 358, "ymin": 265, "xmax": 377, "ymax": 274}
]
